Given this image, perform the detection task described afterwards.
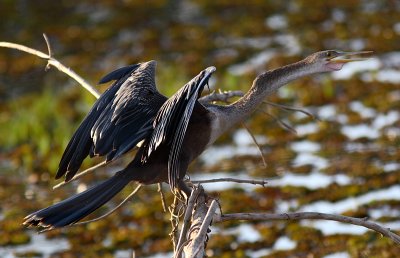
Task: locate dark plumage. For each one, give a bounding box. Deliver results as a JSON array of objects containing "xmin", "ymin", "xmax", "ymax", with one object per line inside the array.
[
  {"xmin": 56, "ymin": 62, "xmax": 166, "ymax": 181},
  {"xmin": 25, "ymin": 61, "xmax": 215, "ymax": 229},
  {"xmin": 24, "ymin": 50, "xmax": 370, "ymax": 229}
]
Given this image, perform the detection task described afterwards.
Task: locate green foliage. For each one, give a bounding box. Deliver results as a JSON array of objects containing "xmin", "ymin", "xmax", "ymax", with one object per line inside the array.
[{"xmin": 0, "ymin": 88, "xmax": 87, "ymax": 174}]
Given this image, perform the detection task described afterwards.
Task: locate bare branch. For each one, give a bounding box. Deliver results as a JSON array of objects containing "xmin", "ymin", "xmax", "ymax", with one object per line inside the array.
[
  {"xmin": 181, "ymin": 189, "xmax": 220, "ymax": 258},
  {"xmin": 74, "ymin": 184, "xmax": 142, "ymax": 225},
  {"xmin": 263, "ymin": 110, "xmax": 297, "ymax": 134},
  {"xmin": 263, "ymin": 100, "xmax": 319, "ymax": 120},
  {"xmin": 0, "ymin": 41, "xmax": 49, "ymax": 58},
  {"xmin": 218, "ymin": 212, "xmax": 400, "ymax": 245},
  {"xmin": 175, "ymin": 187, "xmax": 201, "ymax": 257},
  {"xmin": 40, "ymin": 184, "xmax": 142, "ymax": 233},
  {"xmin": 0, "ymin": 38, "xmax": 107, "ymax": 189},
  {"xmin": 0, "ymin": 40, "xmax": 101, "ymax": 98},
  {"xmin": 169, "ymin": 194, "xmax": 185, "ymax": 253},
  {"xmin": 190, "ymin": 200, "xmax": 219, "ymax": 257},
  {"xmin": 53, "ymin": 161, "xmax": 107, "ymax": 189},
  {"xmin": 199, "ymin": 90, "xmax": 244, "ymax": 104},
  {"xmin": 191, "ymin": 177, "xmax": 268, "ymax": 187},
  {"xmin": 241, "ymin": 122, "xmax": 267, "ymax": 168},
  {"xmin": 182, "ymin": 189, "xmax": 208, "ymax": 257},
  {"xmin": 42, "ymin": 34, "xmax": 52, "ymax": 70},
  {"xmin": 158, "ymin": 183, "xmax": 167, "ymax": 212}
]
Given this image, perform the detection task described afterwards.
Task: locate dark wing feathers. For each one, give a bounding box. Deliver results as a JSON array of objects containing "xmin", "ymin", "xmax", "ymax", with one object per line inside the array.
[
  {"xmin": 98, "ymin": 64, "xmax": 140, "ymax": 84},
  {"xmin": 56, "ymin": 82, "xmax": 123, "ymax": 180},
  {"xmin": 142, "ymin": 66, "xmax": 216, "ymax": 189},
  {"xmin": 90, "ymin": 82, "xmax": 165, "ymax": 160},
  {"xmin": 57, "ymin": 62, "xmax": 216, "ymax": 191},
  {"xmin": 57, "ymin": 63, "xmax": 164, "ymax": 181}
]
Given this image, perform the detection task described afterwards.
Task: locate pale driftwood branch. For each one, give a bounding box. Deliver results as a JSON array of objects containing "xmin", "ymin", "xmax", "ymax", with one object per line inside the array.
[
  {"xmin": 40, "ymin": 184, "xmax": 142, "ymax": 233},
  {"xmin": 53, "ymin": 161, "xmax": 107, "ymax": 189},
  {"xmin": 241, "ymin": 122, "xmax": 267, "ymax": 167},
  {"xmin": 0, "ymin": 36, "xmax": 101, "ymax": 98},
  {"xmin": 0, "ymin": 41, "xmax": 49, "ymax": 58},
  {"xmin": 182, "ymin": 189, "xmax": 209, "ymax": 258},
  {"xmin": 190, "ymin": 200, "xmax": 219, "ymax": 257},
  {"xmin": 175, "ymin": 187, "xmax": 202, "ymax": 257},
  {"xmin": 218, "ymin": 212, "xmax": 400, "ymax": 245},
  {"xmin": 199, "ymin": 90, "xmax": 244, "ymax": 104},
  {"xmin": 191, "ymin": 177, "xmax": 268, "ymax": 187}
]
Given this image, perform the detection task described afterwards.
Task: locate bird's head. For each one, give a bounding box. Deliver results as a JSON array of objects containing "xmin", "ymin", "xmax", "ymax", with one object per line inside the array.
[{"xmin": 305, "ymin": 50, "xmax": 372, "ymax": 72}]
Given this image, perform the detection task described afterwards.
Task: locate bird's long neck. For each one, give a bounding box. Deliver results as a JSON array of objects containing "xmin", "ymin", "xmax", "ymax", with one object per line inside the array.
[{"xmin": 209, "ymin": 59, "xmax": 318, "ymax": 143}]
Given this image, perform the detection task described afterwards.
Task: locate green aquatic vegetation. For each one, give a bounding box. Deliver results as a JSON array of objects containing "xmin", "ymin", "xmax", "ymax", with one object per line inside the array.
[
  {"xmin": 322, "ymin": 153, "xmax": 384, "ymax": 177},
  {"xmin": 206, "ymin": 234, "xmax": 238, "ymax": 256},
  {"xmin": 0, "ymin": 219, "xmax": 30, "ymax": 246},
  {"xmin": 291, "ymin": 164, "xmax": 314, "ymax": 174},
  {"xmin": 347, "ymin": 232, "xmax": 400, "ymax": 258},
  {"xmin": 256, "ymin": 224, "xmax": 283, "ymax": 247},
  {"xmin": 215, "ymin": 188, "xmax": 264, "ymax": 214},
  {"xmin": 0, "ymin": 88, "xmax": 90, "ymax": 175}
]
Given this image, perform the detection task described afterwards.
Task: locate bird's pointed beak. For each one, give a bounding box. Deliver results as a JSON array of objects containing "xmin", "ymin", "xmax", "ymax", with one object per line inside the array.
[{"xmin": 328, "ymin": 50, "xmax": 373, "ymax": 64}]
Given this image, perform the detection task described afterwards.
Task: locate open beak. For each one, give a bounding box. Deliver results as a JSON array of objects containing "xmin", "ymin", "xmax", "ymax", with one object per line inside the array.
[{"xmin": 328, "ymin": 50, "xmax": 373, "ymax": 64}]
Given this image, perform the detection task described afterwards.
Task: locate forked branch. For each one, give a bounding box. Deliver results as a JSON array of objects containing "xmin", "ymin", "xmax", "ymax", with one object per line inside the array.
[{"xmin": 0, "ymin": 34, "xmax": 100, "ymax": 98}]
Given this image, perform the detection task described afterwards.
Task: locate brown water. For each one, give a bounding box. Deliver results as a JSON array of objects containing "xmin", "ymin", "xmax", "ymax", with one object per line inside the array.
[{"xmin": 1, "ymin": 1, "xmax": 400, "ymax": 257}]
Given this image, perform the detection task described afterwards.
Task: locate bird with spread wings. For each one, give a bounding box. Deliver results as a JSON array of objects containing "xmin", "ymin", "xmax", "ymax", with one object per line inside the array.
[
  {"xmin": 24, "ymin": 50, "xmax": 370, "ymax": 229},
  {"xmin": 24, "ymin": 61, "xmax": 216, "ymax": 228}
]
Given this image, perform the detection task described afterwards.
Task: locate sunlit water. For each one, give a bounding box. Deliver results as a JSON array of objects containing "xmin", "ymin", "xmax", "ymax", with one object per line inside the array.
[
  {"xmin": 2, "ymin": 2, "xmax": 400, "ymax": 257},
  {"xmin": 0, "ymin": 234, "xmax": 69, "ymax": 258}
]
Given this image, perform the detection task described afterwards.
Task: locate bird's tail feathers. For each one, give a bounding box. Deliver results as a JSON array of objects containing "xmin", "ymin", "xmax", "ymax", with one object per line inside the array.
[{"xmin": 23, "ymin": 171, "xmax": 130, "ymax": 229}]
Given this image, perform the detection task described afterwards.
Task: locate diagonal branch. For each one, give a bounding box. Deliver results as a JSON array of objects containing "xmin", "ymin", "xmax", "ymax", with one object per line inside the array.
[
  {"xmin": 39, "ymin": 184, "xmax": 142, "ymax": 233},
  {"xmin": 0, "ymin": 35, "xmax": 100, "ymax": 99},
  {"xmin": 190, "ymin": 200, "xmax": 219, "ymax": 257},
  {"xmin": 1, "ymin": 36, "xmax": 105, "ymax": 187},
  {"xmin": 182, "ymin": 188, "xmax": 213, "ymax": 258},
  {"xmin": 158, "ymin": 183, "xmax": 168, "ymax": 212},
  {"xmin": 262, "ymin": 109, "xmax": 297, "ymax": 134},
  {"xmin": 52, "ymin": 161, "xmax": 107, "ymax": 189},
  {"xmin": 263, "ymin": 100, "xmax": 319, "ymax": 120},
  {"xmin": 241, "ymin": 122, "xmax": 267, "ymax": 167},
  {"xmin": 74, "ymin": 184, "xmax": 142, "ymax": 225}
]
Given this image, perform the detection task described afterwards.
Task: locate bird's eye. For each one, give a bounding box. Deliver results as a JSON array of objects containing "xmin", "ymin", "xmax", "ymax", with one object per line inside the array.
[{"xmin": 326, "ymin": 52, "xmax": 332, "ymax": 58}]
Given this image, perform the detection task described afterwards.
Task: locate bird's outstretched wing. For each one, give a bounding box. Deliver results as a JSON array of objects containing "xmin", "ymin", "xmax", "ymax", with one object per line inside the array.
[
  {"xmin": 142, "ymin": 66, "xmax": 216, "ymax": 190},
  {"xmin": 56, "ymin": 61, "xmax": 166, "ymax": 182}
]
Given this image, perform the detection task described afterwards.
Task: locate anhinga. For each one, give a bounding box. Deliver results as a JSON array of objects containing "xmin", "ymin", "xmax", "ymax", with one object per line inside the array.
[{"xmin": 23, "ymin": 50, "xmax": 369, "ymax": 229}]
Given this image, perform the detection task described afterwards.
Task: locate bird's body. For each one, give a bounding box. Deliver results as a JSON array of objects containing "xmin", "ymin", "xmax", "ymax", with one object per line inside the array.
[
  {"xmin": 126, "ymin": 102, "xmax": 213, "ymax": 186},
  {"xmin": 24, "ymin": 50, "xmax": 370, "ymax": 229}
]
